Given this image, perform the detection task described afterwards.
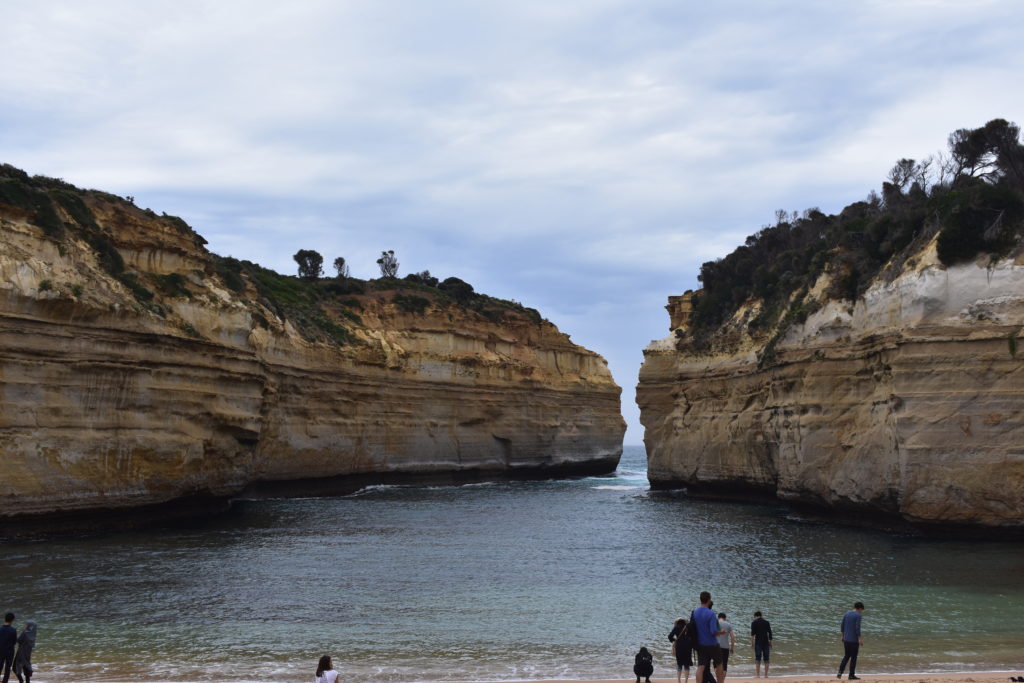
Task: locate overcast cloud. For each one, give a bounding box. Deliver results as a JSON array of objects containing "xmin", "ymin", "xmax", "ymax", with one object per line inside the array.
[{"xmin": 3, "ymin": 0, "xmax": 1023, "ymax": 442}]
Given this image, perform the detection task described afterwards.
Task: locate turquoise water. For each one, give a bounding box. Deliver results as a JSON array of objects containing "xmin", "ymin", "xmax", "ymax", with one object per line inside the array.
[{"xmin": 2, "ymin": 446, "xmax": 1023, "ymax": 681}]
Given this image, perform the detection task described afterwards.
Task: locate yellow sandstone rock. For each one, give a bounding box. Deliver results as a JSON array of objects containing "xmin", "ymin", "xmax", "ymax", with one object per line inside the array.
[
  {"xmin": 637, "ymin": 240, "xmax": 1024, "ymax": 530},
  {"xmin": 0, "ymin": 192, "xmax": 624, "ymax": 525}
]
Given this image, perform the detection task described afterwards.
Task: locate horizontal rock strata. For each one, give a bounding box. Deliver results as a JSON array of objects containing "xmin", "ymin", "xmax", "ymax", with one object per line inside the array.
[
  {"xmin": 0, "ymin": 192, "xmax": 623, "ymax": 529},
  {"xmin": 637, "ymin": 244, "xmax": 1024, "ymax": 531}
]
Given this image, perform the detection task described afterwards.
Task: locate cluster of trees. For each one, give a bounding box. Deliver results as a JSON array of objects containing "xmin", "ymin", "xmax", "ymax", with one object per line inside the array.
[
  {"xmin": 688, "ymin": 118, "xmax": 1024, "ymax": 342},
  {"xmin": 289, "ymin": 247, "xmax": 486, "ymax": 308},
  {"xmin": 292, "ymin": 249, "xmax": 399, "ymax": 280},
  {"xmin": 290, "ymin": 248, "xmax": 479, "ymax": 302}
]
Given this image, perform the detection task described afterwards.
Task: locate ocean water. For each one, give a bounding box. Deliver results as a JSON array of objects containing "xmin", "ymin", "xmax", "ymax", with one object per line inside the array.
[{"xmin": 2, "ymin": 445, "xmax": 1023, "ymax": 682}]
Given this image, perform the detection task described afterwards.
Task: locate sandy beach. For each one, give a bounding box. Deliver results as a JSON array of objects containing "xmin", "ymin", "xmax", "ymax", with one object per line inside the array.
[{"xmin": 453, "ymin": 675, "xmax": 1024, "ymax": 683}]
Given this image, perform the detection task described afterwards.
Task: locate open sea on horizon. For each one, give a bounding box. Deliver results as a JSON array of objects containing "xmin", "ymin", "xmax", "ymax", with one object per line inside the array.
[{"xmin": 1, "ymin": 445, "xmax": 1022, "ymax": 682}]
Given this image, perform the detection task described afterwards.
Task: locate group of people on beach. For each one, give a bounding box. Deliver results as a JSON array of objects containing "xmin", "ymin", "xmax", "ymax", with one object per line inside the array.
[
  {"xmin": 0, "ymin": 613, "xmax": 36, "ymax": 683},
  {"xmin": 653, "ymin": 591, "xmax": 773, "ymax": 683},
  {"xmin": 315, "ymin": 592, "xmax": 866, "ymax": 683},
  {"xmin": 648, "ymin": 592, "xmax": 865, "ymax": 683}
]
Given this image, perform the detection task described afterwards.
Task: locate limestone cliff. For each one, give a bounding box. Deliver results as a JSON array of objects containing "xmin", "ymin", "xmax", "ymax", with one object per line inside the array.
[
  {"xmin": 638, "ymin": 238, "xmax": 1024, "ymax": 531},
  {"xmin": 0, "ymin": 168, "xmax": 624, "ymax": 527}
]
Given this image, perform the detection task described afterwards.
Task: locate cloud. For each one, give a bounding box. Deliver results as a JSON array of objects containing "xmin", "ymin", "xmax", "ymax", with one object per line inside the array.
[{"xmin": 3, "ymin": 0, "xmax": 1024, "ymax": 442}]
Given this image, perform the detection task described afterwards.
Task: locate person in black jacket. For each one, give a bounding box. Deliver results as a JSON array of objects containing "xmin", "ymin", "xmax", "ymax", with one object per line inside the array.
[
  {"xmin": 669, "ymin": 618, "xmax": 694, "ymax": 683},
  {"xmin": 0, "ymin": 613, "xmax": 17, "ymax": 683},
  {"xmin": 750, "ymin": 611, "xmax": 773, "ymax": 678},
  {"xmin": 634, "ymin": 646, "xmax": 654, "ymax": 683}
]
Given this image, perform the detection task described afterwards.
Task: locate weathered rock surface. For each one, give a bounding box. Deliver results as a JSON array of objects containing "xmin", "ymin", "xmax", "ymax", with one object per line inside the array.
[
  {"xmin": 0, "ymin": 189, "xmax": 623, "ymax": 527},
  {"xmin": 637, "ymin": 241, "xmax": 1024, "ymax": 531}
]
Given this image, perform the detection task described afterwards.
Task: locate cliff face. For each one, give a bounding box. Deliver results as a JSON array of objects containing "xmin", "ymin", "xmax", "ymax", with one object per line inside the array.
[
  {"xmin": 637, "ymin": 242, "xmax": 1024, "ymax": 530},
  {"xmin": 0, "ymin": 183, "xmax": 624, "ymax": 524}
]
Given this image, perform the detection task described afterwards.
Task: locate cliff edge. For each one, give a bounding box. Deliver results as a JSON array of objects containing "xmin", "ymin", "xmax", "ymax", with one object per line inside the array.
[
  {"xmin": 637, "ymin": 120, "xmax": 1024, "ymax": 532},
  {"xmin": 0, "ymin": 166, "xmax": 625, "ymax": 528}
]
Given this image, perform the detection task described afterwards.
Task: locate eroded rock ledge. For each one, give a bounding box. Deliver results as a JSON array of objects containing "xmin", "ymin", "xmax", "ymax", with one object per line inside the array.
[
  {"xmin": 0, "ymin": 186, "xmax": 624, "ymax": 531},
  {"xmin": 637, "ymin": 242, "xmax": 1024, "ymax": 533}
]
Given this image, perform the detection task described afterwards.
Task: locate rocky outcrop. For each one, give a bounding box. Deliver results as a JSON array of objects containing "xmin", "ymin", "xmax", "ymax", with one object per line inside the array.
[
  {"xmin": 637, "ymin": 241, "xmax": 1024, "ymax": 532},
  {"xmin": 0, "ymin": 178, "xmax": 624, "ymax": 528}
]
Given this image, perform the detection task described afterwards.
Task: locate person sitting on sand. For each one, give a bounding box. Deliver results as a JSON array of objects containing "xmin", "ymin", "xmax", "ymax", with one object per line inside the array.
[
  {"xmin": 316, "ymin": 655, "xmax": 339, "ymax": 683},
  {"xmin": 634, "ymin": 646, "xmax": 654, "ymax": 683}
]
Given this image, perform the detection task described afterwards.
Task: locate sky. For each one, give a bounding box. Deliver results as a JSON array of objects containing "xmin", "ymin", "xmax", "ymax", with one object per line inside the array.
[{"xmin": 3, "ymin": 1, "xmax": 1024, "ymax": 444}]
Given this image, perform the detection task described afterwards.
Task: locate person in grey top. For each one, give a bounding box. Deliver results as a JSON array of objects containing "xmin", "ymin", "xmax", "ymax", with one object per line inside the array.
[
  {"xmin": 837, "ymin": 601, "xmax": 865, "ymax": 680},
  {"xmin": 12, "ymin": 622, "xmax": 35, "ymax": 683},
  {"xmin": 716, "ymin": 613, "xmax": 735, "ymax": 683}
]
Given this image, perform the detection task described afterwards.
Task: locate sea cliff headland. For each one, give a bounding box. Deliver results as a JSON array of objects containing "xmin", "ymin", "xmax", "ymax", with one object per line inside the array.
[
  {"xmin": 637, "ymin": 119, "xmax": 1024, "ymax": 533},
  {"xmin": 0, "ymin": 164, "xmax": 625, "ymax": 530}
]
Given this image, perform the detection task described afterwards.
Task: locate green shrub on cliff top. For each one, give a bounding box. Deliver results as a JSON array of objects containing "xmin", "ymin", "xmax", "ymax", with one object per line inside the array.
[
  {"xmin": 0, "ymin": 176, "xmax": 65, "ymax": 238},
  {"xmin": 687, "ymin": 119, "xmax": 1024, "ymax": 348},
  {"xmin": 935, "ymin": 183, "xmax": 1024, "ymax": 264}
]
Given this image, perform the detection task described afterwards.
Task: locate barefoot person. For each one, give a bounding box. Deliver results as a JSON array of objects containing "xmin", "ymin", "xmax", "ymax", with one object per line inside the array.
[
  {"xmin": 837, "ymin": 602, "xmax": 865, "ymax": 681},
  {"xmin": 12, "ymin": 622, "xmax": 35, "ymax": 683},
  {"xmin": 750, "ymin": 611, "xmax": 773, "ymax": 678},
  {"xmin": 716, "ymin": 613, "xmax": 735, "ymax": 683},
  {"xmin": 669, "ymin": 617, "xmax": 694, "ymax": 683},
  {"xmin": 693, "ymin": 592, "xmax": 723, "ymax": 683},
  {"xmin": 315, "ymin": 655, "xmax": 339, "ymax": 683}
]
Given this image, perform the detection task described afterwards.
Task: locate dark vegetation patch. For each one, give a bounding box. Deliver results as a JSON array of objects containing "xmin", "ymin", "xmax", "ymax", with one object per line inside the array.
[
  {"xmin": 116, "ymin": 272, "xmax": 154, "ymax": 303},
  {"xmin": 154, "ymin": 272, "xmax": 190, "ymax": 298},
  {"xmin": 393, "ymin": 293, "xmax": 431, "ymax": 315},
  {"xmin": 180, "ymin": 323, "xmax": 202, "ymax": 339}
]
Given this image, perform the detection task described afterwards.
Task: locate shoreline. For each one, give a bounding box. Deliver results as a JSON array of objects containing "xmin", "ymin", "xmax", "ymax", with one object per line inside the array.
[
  {"xmin": 438, "ymin": 675, "xmax": 1024, "ymax": 683},
  {"xmin": 46, "ymin": 675, "xmax": 1024, "ymax": 683}
]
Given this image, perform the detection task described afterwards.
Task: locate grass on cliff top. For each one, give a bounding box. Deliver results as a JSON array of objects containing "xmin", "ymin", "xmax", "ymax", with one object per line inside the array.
[
  {"xmin": 2, "ymin": 162, "xmax": 547, "ymax": 343},
  {"xmin": 685, "ymin": 118, "xmax": 1024, "ymax": 351}
]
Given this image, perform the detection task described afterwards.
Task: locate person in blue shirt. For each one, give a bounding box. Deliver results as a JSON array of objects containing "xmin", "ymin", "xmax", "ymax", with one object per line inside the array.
[
  {"xmin": 692, "ymin": 592, "xmax": 723, "ymax": 683},
  {"xmin": 837, "ymin": 601, "xmax": 865, "ymax": 680}
]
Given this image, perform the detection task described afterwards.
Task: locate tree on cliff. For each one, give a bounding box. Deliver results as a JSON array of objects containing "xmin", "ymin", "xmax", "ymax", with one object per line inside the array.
[
  {"xmin": 333, "ymin": 256, "xmax": 350, "ymax": 279},
  {"xmin": 377, "ymin": 250, "xmax": 399, "ymax": 278},
  {"xmin": 294, "ymin": 249, "xmax": 324, "ymax": 279},
  {"xmin": 948, "ymin": 118, "xmax": 1024, "ymax": 186}
]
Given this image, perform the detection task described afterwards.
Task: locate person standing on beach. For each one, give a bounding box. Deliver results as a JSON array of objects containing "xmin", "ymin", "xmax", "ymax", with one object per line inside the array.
[
  {"xmin": 716, "ymin": 613, "xmax": 735, "ymax": 683},
  {"xmin": 0, "ymin": 614, "xmax": 17, "ymax": 683},
  {"xmin": 669, "ymin": 617, "xmax": 694, "ymax": 683},
  {"xmin": 750, "ymin": 611, "xmax": 773, "ymax": 678},
  {"xmin": 12, "ymin": 621, "xmax": 35, "ymax": 683},
  {"xmin": 837, "ymin": 602, "xmax": 865, "ymax": 680},
  {"xmin": 315, "ymin": 655, "xmax": 339, "ymax": 683},
  {"xmin": 693, "ymin": 592, "xmax": 723, "ymax": 683}
]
